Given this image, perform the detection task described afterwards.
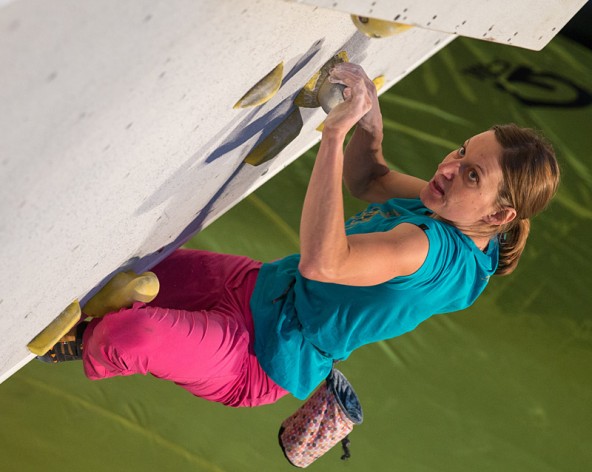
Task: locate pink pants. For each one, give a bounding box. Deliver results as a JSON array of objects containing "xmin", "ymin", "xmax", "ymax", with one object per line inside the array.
[{"xmin": 82, "ymin": 249, "xmax": 289, "ymax": 407}]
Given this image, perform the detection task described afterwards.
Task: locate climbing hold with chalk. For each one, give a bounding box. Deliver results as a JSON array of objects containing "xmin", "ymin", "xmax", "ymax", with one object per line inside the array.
[
  {"xmin": 27, "ymin": 300, "xmax": 82, "ymax": 356},
  {"xmin": 243, "ymin": 108, "xmax": 303, "ymax": 166},
  {"xmin": 351, "ymin": 15, "xmax": 413, "ymax": 38},
  {"xmin": 82, "ymin": 271, "xmax": 160, "ymax": 318},
  {"xmin": 233, "ymin": 62, "xmax": 284, "ymax": 108}
]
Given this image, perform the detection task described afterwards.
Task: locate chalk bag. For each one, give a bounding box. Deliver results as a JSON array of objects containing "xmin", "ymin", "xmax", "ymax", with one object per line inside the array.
[{"xmin": 278, "ymin": 368, "xmax": 363, "ymax": 468}]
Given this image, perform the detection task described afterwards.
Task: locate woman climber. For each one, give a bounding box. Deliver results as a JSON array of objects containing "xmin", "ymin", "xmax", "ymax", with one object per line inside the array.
[{"xmin": 38, "ymin": 63, "xmax": 560, "ymax": 408}]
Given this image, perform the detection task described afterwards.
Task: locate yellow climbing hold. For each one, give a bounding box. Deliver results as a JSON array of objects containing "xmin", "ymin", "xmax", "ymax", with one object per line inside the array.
[
  {"xmin": 233, "ymin": 62, "xmax": 284, "ymax": 108},
  {"xmin": 373, "ymin": 75, "xmax": 386, "ymax": 91},
  {"xmin": 294, "ymin": 51, "xmax": 349, "ymax": 108},
  {"xmin": 243, "ymin": 108, "xmax": 303, "ymax": 166},
  {"xmin": 351, "ymin": 15, "xmax": 413, "ymax": 38},
  {"xmin": 27, "ymin": 300, "xmax": 82, "ymax": 356},
  {"xmin": 82, "ymin": 271, "xmax": 160, "ymax": 318}
]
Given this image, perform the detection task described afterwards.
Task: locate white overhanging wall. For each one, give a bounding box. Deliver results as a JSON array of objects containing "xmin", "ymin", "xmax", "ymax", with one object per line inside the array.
[{"xmin": 0, "ymin": 0, "xmax": 586, "ymax": 382}]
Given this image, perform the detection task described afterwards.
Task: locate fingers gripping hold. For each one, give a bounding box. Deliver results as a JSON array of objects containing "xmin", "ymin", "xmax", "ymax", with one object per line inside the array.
[{"xmin": 328, "ymin": 63, "xmax": 382, "ymax": 134}]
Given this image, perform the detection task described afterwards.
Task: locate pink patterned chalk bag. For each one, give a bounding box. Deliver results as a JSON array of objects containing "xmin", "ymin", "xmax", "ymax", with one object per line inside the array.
[{"xmin": 278, "ymin": 369, "xmax": 363, "ymax": 468}]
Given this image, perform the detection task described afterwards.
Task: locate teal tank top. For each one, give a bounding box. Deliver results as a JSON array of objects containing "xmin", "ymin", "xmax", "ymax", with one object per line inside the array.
[{"xmin": 250, "ymin": 198, "xmax": 498, "ymax": 399}]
